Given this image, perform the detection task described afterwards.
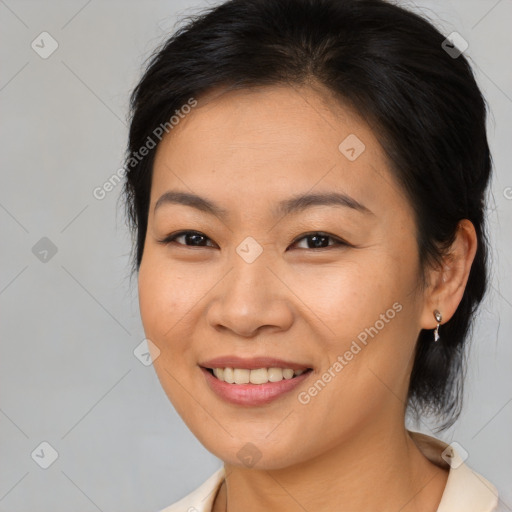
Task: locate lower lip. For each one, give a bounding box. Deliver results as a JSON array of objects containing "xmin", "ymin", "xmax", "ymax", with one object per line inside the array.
[{"xmin": 200, "ymin": 367, "xmax": 312, "ymax": 406}]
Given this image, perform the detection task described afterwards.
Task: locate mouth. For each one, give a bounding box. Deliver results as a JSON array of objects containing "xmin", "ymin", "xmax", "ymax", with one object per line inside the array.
[{"xmin": 198, "ymin": 357, "xmax": 314, "ymax": 406}]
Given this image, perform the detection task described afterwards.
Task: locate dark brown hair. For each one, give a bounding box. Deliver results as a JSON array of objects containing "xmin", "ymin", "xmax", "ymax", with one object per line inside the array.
[{"xmin": 121, "ymin": 0, "xmax": 492, "ymax": 429}]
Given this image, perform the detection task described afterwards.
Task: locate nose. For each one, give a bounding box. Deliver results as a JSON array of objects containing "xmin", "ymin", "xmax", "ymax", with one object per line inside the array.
[{"xmin": 206, "ymin": 248, "xmax": 294, "ymax": 338}]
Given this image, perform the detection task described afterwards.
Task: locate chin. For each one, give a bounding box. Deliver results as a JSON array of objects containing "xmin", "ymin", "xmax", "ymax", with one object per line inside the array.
[{"xmin": 193, "ymin": 429, "xmax": 311, "ymax": 470}]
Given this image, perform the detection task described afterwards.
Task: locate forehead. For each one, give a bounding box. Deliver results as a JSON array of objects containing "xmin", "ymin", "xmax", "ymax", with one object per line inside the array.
[{"xmin": 150, "ymin": 84, "xmax": 407, "ymax": 219}]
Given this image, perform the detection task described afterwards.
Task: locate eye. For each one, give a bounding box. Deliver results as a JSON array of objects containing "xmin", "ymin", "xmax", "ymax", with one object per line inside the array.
[
  {"xmin": 157, "ymin": 230, "xmax": 216, "ymax": 248},
  {"xmin": 290, "ymin": 232, "xmax": 348, "ymax": 250},
  {"xmin": 157, "ymin": 230, "xmax": 349, "ymax": 250}
]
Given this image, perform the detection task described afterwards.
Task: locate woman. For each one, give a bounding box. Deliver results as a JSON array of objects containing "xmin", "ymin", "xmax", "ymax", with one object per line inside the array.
[{"xmin": 122, "ymin": 0, "xmax": 500, "ymax": 510}]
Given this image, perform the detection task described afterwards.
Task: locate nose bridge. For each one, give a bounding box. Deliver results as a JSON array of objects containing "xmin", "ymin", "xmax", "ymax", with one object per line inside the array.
[{"xmin": 227, "ymin": 235, "xmax": 274, "ymax": 304}]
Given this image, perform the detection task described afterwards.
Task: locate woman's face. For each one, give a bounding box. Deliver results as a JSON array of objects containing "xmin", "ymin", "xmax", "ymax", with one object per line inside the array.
[{"xmin": 138, "ymin": 84, "xmax": 429, "ymax": 469}]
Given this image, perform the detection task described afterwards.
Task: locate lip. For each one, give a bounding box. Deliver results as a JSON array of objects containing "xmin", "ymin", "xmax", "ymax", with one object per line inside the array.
[
  {"xmin": 200, "ymin": 366, "xmax": 313, "ymax": 406},
  {"xmin": 199, "ymin": 356, "xmax": 311, "ymax": 371}
]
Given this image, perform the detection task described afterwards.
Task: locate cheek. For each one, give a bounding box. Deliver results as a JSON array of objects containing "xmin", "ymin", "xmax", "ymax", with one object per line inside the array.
[
  {"xmin": 138, "ymin": 246, "xmax": 198, "ymax": 323},
  {"xmin": 137, "ymin": 254, "xmax": 191, "ymax": 353},
  {"xmin": 289, "ymin": 255, "xmax": 400, "ymax": 341},
  {"xmin": 295, "ymin": 249, "xmax": 420, "ymax": 389},
  {"xmin": 138, "ymin": 260, "xmax": 170, "ymax": 335},
  {"xmin": 137, "ymin": 251, "xmax": 222, "ymax": 377},
  {"xmin": 137, "ymin": 257, "xmax": 200, "ymax": 409}
]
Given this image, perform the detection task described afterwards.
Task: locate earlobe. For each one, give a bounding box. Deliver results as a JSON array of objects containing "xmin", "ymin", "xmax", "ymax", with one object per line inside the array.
[{"xmin": 420, "ymin": 219, "xmax": 478, "ymax": 332}]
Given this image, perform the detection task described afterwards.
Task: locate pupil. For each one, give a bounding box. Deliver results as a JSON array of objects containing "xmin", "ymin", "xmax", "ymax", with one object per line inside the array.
[
  {"xmin": 310, "ymin": 235, "xmax": 328, "ymax": 248},
  {"xmin": 188, "ymin": 233, "xmax": 205, "ymax": 245}
]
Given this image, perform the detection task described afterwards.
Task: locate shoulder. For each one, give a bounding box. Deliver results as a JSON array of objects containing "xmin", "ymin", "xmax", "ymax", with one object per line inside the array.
[
  {"xmin": 157, "ymin": 466, "xmax": 225, "ymax": 512},
  {"xmin": 408, "ymin": 430, "xmax": 499, "ymax": 512}
]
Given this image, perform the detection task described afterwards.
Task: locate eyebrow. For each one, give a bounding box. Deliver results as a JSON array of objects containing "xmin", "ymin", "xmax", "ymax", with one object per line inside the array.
[{"xmin": 153, "ymin": 190, "xmax": 373, "ymax": 220}]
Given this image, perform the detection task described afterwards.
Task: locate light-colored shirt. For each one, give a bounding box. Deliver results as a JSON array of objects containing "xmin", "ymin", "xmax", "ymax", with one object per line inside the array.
[{"xmin": 159, "ymin": 430, "xmax": 499, "ymax": 512}]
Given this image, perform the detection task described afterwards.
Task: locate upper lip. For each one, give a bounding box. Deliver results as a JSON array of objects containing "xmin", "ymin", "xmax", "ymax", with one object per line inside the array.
[{"xmin": 199, "ymin": 356, "xmax": 312, "ymax": 371}]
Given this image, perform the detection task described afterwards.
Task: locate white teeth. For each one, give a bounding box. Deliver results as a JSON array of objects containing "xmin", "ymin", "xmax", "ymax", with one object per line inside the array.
[
  {"xmin": 233, "ymin": 368, "xmax": 250, "ymax": 384},
  {"xmin": 223, "ymin": 367, "xmax": 235, "ymax": 384},
  {"xmin": 211, "ymin": 367, "xmax": 308, "ymax": 384},
  {"xmin": 249, "ymin": 368, "xmax": 268, "ymax": 384},
  {"xmin": 268, "ymin": 367, "xmax": 283, "ymax": 382},
  {"xmin": 282, "ymin": 369, "xmax": 294, "ymax": 379}
]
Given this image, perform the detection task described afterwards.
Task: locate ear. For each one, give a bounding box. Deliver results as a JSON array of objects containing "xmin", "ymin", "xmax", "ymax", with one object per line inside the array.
[{"xmin": 420, "ymin": 219, "xmax": 478, "ymax": 330}]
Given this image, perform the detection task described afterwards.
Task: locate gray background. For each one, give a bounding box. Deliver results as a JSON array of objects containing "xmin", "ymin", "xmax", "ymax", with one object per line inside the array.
[{"xmin": 0, "ymin": 0, "xmax": 511, "ymax": 511}]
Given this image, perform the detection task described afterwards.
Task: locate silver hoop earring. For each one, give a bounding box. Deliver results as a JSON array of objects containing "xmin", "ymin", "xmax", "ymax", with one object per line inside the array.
[{"xmin": 433, "ymin": 309, "xmax": 442, "ymax": 342}]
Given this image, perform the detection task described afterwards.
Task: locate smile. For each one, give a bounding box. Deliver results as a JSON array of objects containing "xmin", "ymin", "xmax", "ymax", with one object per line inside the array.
[{"xmin": 200, "ymin": 366, "xmax": 313, "ymax": 406}]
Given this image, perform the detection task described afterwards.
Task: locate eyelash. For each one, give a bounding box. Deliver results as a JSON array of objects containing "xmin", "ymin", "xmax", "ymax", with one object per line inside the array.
[{"xmin": 157, "ymin": 230, "xmax": 350, "ymax": 250}]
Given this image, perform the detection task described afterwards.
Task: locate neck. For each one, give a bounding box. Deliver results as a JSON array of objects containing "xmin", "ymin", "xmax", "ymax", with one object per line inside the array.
[{"xmin": 217, "ymin": 419, "xmax": 448, "ymax": 512}]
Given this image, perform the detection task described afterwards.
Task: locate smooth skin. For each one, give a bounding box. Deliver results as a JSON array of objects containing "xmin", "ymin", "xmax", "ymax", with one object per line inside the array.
[{"xmin": 138, "ymin": 82, "xmax": 477, "ymax": 511}]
